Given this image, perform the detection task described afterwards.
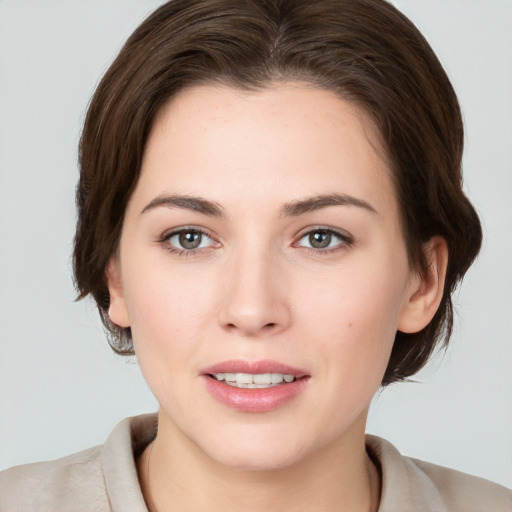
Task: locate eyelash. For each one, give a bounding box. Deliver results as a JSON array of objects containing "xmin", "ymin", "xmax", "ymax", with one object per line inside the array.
[
  {"xmin": 158, "ymin": 227, "xmax": 353, "ymax": 257},
  {"xmin": 293, "ymin": 227, "xmax": 354, "ymax": 255},
  {"xmin": 159, "ymin": 226, "xmax": 219, "ymax": 257}
]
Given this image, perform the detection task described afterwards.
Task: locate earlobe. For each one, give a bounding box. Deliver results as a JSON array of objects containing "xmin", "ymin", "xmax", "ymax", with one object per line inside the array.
[
  {"xmin": 106, "ymin": 258, "xmax": 131, "ymax": 328},
  {"xmin": 398, "ymin": 237, "xmax": 448, "ymax": 334}
]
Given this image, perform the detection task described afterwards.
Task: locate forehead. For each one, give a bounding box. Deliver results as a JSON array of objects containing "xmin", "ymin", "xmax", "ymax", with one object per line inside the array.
[{"xmin": 135, "ymin": 82, "xmax": 396, "ymax": 217}]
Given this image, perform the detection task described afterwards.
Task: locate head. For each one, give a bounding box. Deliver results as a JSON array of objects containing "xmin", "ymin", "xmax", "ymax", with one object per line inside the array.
[{"xmin": 74, "ymin": 0, "xmax": 482, "ymax": 387}]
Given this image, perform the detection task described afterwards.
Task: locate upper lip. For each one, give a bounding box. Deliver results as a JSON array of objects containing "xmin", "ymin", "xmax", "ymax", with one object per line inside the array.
[{"xmin": 202, "ymin": 359, "xmax": 309, "ymax": 378}]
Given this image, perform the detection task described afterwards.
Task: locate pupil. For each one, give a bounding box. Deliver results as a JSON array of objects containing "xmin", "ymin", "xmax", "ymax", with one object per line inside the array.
[
  {"xmin": 179, "ymin": 231, "xmax": 201, "ymax": 249},
  {"xmin": 310, "ymin": 231, "xmax": 331, "ymax": 249}
]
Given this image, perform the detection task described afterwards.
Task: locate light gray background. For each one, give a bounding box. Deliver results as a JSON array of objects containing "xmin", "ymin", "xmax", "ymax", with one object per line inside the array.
[{"xmin": 1, "ymin": 0, "xmax": 511, "ymax": 489}]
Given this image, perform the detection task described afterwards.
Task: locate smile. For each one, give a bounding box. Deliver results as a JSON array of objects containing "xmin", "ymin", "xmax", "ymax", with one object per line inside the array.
[
  {"xmin": 212, "ymin": 372, "xmax": 296, "ymax": 388},
  {"xmin": 203, "ymin": 360, "xmax": 309, "ymax": 412}
]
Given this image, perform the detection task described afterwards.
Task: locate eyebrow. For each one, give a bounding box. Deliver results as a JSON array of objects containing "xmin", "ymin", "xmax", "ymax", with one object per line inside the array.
[
  {"xmin": 140, "ymin": 192, "xmax": 377, "ymax": 217},
  {"xmin": 141, "ymin": 195, "xmax": 224, "ymax": 217},
  {"xmin": 280, "ymin": 193, "xmax": 377, "ymax": 216}
]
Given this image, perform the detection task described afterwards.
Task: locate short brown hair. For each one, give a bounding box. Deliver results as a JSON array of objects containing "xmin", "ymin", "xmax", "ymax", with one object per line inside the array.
[{"xmin": 73, "ymin": 0, "xmax": 482, "ymax": 385}]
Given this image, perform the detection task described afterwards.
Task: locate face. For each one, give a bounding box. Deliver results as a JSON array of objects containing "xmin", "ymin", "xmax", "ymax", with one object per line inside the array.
[{"xmin": 109, "ymin": 83, "xmax": 426, "ymax": 470}]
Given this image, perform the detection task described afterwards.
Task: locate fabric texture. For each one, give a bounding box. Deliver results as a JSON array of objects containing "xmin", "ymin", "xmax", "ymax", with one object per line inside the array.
[{"xmin": 1, "ymin": 414, "xmax": 511, "ymax": 511}]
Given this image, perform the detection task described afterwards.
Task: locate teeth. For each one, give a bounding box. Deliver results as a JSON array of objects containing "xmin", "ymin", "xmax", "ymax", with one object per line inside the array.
[
  {"xmin": 236, "ymin": 373, "xmax": 253, "ymax": 384},
  {"xmin": 253, "ymin": 373, "xmax": 272, "ymax": 384},
  {"xmin": 271, "ymin": 373, "xmax": 284, "ymax": 384},
  {"xmin": 213, "ymin": 372, "xmax": 296, "ymax": 388}
]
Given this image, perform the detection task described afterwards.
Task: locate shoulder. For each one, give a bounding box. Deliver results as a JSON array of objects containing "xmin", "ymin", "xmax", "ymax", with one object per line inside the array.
[
  {"xmin": 366, "ymin": 435, "xmax": 512, "ymax": 512},
  {"xmin": 0, "ymin": 445, "xmax": 110, "ymax": 512},
  {"xmin": 410, "ymin": 456, "xmax": 512, "ymax": 510},
  {"xmin": 0, "ymin": 414, "xmax": 157, "ymax": 512}
]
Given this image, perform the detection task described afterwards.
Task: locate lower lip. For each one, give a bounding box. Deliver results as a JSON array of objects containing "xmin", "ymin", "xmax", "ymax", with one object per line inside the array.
[{"xmin": 203, "ymin": 376, "xmax": 309, "ymax": 413}]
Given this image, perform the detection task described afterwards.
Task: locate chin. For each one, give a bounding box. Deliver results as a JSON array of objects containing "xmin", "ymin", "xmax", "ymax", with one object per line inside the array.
[{"xmin": 200, "ymin": 429, "xmax": 311, "ymax": 472}]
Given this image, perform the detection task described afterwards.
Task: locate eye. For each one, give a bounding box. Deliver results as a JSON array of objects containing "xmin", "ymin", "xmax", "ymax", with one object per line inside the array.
[
  {"xmin": 163, "ymin": 228, "xmax": 218, "ymax": 252},
  {"xmin": 295, "ymin": 228, "xmax": 353, "ymax": 252}
]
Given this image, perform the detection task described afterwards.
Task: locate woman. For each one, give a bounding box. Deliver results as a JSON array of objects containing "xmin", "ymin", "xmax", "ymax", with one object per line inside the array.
[{"xmin": 1, "ymin": 0, "xmax": 510, "ymax": 510}]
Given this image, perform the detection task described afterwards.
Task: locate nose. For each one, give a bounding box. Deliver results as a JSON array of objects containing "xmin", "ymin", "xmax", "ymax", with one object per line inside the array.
[{"xmin": 217, "ymin": 248, "xmax": 291, "ymax": 337}]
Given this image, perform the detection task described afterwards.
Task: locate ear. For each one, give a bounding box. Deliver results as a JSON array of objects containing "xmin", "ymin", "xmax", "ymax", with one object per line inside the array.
[
  {"xmin": 106, "ymin": 258, "xmax": 131, "ymax": 328},
  {"xmin": 398, "ymin": 236, "xmax": 448, "ymax": 334}
]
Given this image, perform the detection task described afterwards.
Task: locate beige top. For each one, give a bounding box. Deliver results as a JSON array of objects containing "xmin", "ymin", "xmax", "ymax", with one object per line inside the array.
[{"xmin": 1, "ymin": 414, "xmax": 511, "ymax": 511}]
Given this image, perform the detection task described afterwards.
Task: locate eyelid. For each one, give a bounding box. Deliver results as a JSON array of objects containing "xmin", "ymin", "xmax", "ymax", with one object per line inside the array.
[
  {"xmin": 293, "ymin": 226, "xmax": 354, "ymax": 251},
  {"xmin": 159, "ymin": 226, "xmax": 221, "ymax": 253},
  {"xmin": 157, "ymin": 225, "xmax": 353, "ymax": 256}
]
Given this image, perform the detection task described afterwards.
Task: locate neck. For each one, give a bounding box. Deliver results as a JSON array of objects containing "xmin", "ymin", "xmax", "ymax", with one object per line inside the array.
[{"xmin": 137, "ymin": 411, "xmax": 381, "ymax": 512}]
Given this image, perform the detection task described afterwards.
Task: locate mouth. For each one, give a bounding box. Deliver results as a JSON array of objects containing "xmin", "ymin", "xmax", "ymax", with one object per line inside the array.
[
  {"xmin": 209, "ymin": 372, "xmax": 298, "ymax": 389},
  {"xmin": 201, "ymin": 360, "xmax": 309, "ymax": 412}
]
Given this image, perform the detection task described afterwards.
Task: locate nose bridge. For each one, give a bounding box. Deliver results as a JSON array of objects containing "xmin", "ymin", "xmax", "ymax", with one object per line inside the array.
[{"xmin": 218, "ymin": 241, "xmax": 290, "ymax": 336}]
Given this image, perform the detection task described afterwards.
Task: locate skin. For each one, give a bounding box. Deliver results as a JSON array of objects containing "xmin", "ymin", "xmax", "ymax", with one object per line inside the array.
[{"xmin": 107, "ymin": 83, "xmax": 447, "ymax": 511}]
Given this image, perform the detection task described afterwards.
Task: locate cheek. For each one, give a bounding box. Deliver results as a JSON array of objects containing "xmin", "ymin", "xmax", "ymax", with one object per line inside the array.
[
  {"xmin": 125, "ymin": 254, "xmax": 213, "ymax": 333},
  {"xmin": 302, "ymin": 267, "xmax": 406, "ymax": 324},
  {"xmin": 123, "ymin": 263, "xmax": 214, "ymax": 381},
  {"xmin": 126, "ymin": 272, "xmax": 210, "ymax": 419},
  {"xmin": 296, "ymin": 257, "xmax": 410, "ymax": 369}
]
